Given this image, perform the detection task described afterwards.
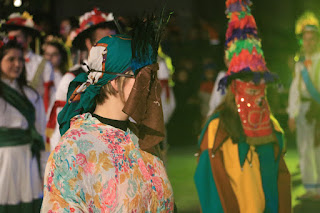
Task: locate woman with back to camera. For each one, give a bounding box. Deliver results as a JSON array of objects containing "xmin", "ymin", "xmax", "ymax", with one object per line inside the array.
[
  {"xmin": 0, "ymin": 37, "xmax": 47, "ymax": 212},
  {"xmin": 41, "ymin": 15, "xmax": 175, "ymax": 212}
]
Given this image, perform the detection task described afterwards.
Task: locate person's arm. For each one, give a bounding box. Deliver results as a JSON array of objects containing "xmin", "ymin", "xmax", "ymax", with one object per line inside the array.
[
  {"xmin": 56, "ymin": 72, "xmax": 76, "ymax": 102},
  {"xmin": 161, "ymin": 87, "xmax": 176, "ymax": 124},
  {"xmin": 207, "ymin": 71, "xmax": 226, "ymax": 117},
  {"xmin": 33, "ymin": 94, "xmax": 50, "ymax": 176},
  {"xmin": 48, "ymin": 73, "xmax": 76, "ymax": 139},
  {"xmin": 41, "ymin": 143, "xmax": 86, "ymax": 212},
  {"xmin": 166, "ymin": 87, "xmax": 176, "ymax": 123},
  {"xmin": 287, "ymin": 62, "xmax": 302, "ymax": 131},
  {"xmin": 34, "ymin": 95, "xmax": 46, "ymax": 143},
  {"xmin": 158, "ymin": 60, "xmax": 176, "ymax": 124}
]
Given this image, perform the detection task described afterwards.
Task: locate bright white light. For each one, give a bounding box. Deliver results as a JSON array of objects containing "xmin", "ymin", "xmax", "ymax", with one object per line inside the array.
[
  {"xmin": 241, "ymin": 98, "xmax": 244, "ymax": 102},
  {"xmin": 14, "ymin": 0, "xmax": 22, "ymax": 7}
]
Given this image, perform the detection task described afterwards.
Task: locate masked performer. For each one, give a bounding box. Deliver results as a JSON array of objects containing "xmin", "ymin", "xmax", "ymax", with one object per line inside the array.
[{"xmin": 194, "ymin": 1, "xmax": 291, "ymax": 212}]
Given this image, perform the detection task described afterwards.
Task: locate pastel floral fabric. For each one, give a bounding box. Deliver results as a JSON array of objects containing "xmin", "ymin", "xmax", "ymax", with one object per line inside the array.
[{"xmin": 41, "ymin": 113, "xmax": 174, "ymax": 213}]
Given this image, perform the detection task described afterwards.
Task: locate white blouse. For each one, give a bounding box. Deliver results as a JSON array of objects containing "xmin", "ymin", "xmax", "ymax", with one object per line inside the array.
[
  {"xmin": 0, "ymin": 78, "xmax": 46, "ymax": 136},
  {"xmin": 287, "ymin": 53, "xmax": 320, "ymax": 119},
  {"xmin": 0, "ymin": 78, "xmax": 48, "ymax": 205}
]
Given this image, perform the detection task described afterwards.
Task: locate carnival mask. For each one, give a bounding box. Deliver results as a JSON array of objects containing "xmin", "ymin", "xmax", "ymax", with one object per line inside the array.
[{"xmin": 231, "ymin": 79, "xmax": 274, "ymax": 145}]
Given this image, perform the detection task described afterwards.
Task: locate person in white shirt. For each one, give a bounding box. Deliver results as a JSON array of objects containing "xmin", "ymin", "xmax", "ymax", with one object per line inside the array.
[{"xmin": 288, "ymin": 12, "xmax": 320, "ymax": 201}]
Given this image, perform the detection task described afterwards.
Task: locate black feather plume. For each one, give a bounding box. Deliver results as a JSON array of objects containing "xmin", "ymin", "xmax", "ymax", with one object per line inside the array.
[{"xmin": 130, "ymin": 8, "xmax": 172, "ymax": 72}]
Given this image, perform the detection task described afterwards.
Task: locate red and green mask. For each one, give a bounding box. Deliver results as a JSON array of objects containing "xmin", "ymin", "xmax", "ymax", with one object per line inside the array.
[{"xmin": 231, "ymin": 79, "xmax": 275, "ymax": 145}]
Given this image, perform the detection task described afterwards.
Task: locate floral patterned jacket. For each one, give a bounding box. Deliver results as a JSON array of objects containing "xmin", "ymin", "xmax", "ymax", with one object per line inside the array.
[{"xmin": 41, "ymin": 113, "xmax": 174, "ymax": 213}]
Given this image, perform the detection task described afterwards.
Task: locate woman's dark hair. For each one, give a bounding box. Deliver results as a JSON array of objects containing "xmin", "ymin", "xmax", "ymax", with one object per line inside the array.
[
  {"xmin": 0, "ymin": 39, "xmax": 28, "ymax": 97},
  {"xmin": 45, "ymin": 41, "xmax": 69, "ymax": 75}
]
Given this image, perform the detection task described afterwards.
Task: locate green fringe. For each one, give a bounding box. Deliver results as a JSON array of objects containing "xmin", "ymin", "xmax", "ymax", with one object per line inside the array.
[
  {"xmin": 227, "ymin": 10, "xmax": 252, "ymax": 20},
  {"xmin": 246, "ymin": 134, "xmax": 276, "ymax": 146}
]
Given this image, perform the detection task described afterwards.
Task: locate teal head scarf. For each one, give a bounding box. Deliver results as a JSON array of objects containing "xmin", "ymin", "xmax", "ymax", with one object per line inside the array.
[{"xmin": 58, "ymin": 34, "xmax": 132, "ymax": 135}]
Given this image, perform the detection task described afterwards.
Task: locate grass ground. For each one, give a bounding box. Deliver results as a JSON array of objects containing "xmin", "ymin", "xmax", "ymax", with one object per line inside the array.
[
  {"xmin": 166, "ymin": 145, "xmax": 200, "ymax": 213},
  {"xmin": 166, "ymin": 146, "xmax": 306, "ymax": 213}
]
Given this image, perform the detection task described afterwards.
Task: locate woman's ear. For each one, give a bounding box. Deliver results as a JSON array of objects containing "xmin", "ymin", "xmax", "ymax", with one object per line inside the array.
[{"xmin": 110, "ymin": 79, "xmax": 118, "ymax": 92}]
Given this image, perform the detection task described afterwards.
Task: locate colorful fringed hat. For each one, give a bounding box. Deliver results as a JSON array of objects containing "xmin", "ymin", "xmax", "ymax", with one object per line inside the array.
[
  {"xmin": 72, "ymin": 8, "xmax": 117, "ymax": 49},
  {"xmin": 1, "ymin": 11, "xmax": 41, "ymax": 37},
  {"xmin": 295, "ymin": 11, "xmax": 319, "ymax": 36},
  {"xmin": 219, "ymin": 0, "xmax": 276, "ymax": 90}
]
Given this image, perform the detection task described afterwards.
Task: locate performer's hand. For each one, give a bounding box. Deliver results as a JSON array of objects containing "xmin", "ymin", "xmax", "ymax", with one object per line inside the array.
[{"xmin": 288, "ymin": 118, "xmax": 296, "ymax": 132}]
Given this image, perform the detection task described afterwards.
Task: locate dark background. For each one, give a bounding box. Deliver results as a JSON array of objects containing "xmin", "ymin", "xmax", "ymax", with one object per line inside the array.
[{"xmin": 1, "ymin": 0, "xmax": 320, "ymax": 84}]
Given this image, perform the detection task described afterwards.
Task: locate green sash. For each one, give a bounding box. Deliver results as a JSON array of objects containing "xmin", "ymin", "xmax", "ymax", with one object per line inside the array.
[
  {"xmin": 0, "ymin": 128, "xmax": 31, "ymax": 147},
  {"xmin": 0, "ymin": 81, "xmax": 44, "ymax": 158}
]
